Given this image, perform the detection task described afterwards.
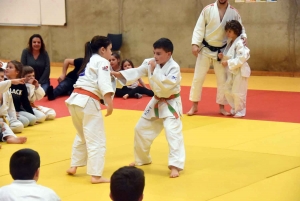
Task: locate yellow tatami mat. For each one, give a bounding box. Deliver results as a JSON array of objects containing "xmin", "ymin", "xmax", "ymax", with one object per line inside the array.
[{"xmin": 1, "ymin": 108, "xmax": 300, "ymax": 201}]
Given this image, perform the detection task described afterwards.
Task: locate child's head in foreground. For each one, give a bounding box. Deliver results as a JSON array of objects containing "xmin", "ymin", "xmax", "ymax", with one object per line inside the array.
[
  {"xmin": 110, "ymin": 166, "xmax": 145, "ymax": 201},
  {"xmin": 10, "ymin": 148, "xmax": 40, "ymax": 181}
]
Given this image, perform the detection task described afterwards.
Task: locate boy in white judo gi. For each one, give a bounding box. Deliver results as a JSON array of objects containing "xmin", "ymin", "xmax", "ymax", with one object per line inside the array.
[
  {"xmin": 188, "ymin": 0, "xmax": 247, "ymax": 116},
  {"xmin": 218, "ymin": 20, "xmax": 251, "ymax": 117},
  {"xmin": 112, "ymin": 38, "xmax": 185, "ymax": 178},
  {"xmin": 0, "ymin": 148, "xmax": 60, "ymax": 200},
  {"xmin": 22, "ymin": 66, "xmax": 56, "ymax": 122},
  {"xmin": 0, "ymin": 68, "xmax": 26, "ymax": 147}
]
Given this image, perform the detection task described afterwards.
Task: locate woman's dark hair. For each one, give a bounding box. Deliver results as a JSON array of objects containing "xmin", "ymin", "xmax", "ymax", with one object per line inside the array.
[
  {"xmin": 121, "ymin": 59, "xmax": 134, "ymax": 70},
  {"xmin": 28, "ymin": 34, "xmax": 46, "ymax": 53},
  {"xmin": 8, "ymin": 60, "xmax": 23, "ymax": 78},
  {"xmin": 225, "ymin": 20, "xmax": 242, "ymax": 37},
  {"xmin": 78, "ymin": 36, "xmax": 111, "ymax": 75}
]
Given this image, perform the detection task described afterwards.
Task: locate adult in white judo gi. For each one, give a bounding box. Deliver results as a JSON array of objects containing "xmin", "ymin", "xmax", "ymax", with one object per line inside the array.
[
  {"xmin": 0, "ymin": 148, "xmax": 60, "ymax": 200},
  {"xmin": 112, "ymin": 38, "xmax": 185, "ymax": 178},
  {"xmin": 188, "ymin": 0, "xmax": 247, "ymax": 116},
  {"xmin": 65, "ymin": 36, "xmax": 115, "ymax": 184},
  {"xmin": 218, "ymin": 20, "xmax": 251, "ymax": 117}
]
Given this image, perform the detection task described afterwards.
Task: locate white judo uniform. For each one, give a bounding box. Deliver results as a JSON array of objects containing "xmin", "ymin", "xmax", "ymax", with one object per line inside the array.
[
  {"xmin": 190, "ymin": 1, "xmax": 247, "ymax": 104},
  {"xmin": 65, "ymin": 54, "xmax": 115, "ymax": 176},
  {"xmin": 0, "ymin": 180, "xmax": 61, "ymax": 201},
  {"xmin": 223, "ymin": 36, "xmax": 250, "ymax": 117},
  {"xmin": 26, "ymin": 83, "xmax": 56, "ymax": 122},
  {"xmin": 119, "ymin": 58, "xmax": 185, "ymax": 170},
  {"xmin": 0, "ymin": 80, "xmax": 24, "ymax": 141}
]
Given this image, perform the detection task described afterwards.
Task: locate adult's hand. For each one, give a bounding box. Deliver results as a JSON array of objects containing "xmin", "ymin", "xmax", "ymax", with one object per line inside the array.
[{"xmin": 192, "ymin": 44, "xmax": 200, "ymax": 57}]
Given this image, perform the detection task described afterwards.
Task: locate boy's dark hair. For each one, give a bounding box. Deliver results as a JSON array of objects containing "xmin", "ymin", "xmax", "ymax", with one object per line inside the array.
[
  {"xmin": 8, "ymin": 60, "xmax": 23, "ymax": 78},
  {"xmin": 110, "ymin": 166, "xmax": 145, "ymax": 201},
  {"xmin": 78, "ymin": 36, "xmax": 112, "ymax": 75},
  {"xmin": 225, "ymin": 20, "xmax": 242, "ymax": 37},
  {"xmin": 121, "ymin": 59, "xmax": 134, "ymax": 70},
  {"xmin": 28, "ymin": 34, "xmax": 46, "ymax": 53},
  {"xmin": 0, "ymin": 68, "xmax": 4, "ymax": 73},
  {"xmin": 153, "ymin": 38, "xmax": 173, "ymax": 54},
  {"xmin": 10, "ymin": 148, "xmax": 40, "ymax": 180},
  {"xmin": 22, "ymin": 66, "xmax": 35, "ymax": 77}
]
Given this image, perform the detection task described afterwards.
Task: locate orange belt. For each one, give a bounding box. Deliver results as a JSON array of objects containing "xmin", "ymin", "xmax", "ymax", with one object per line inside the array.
[{"xmin": 73, "ymin": 88, "xmax": 100, "ymax": 101}]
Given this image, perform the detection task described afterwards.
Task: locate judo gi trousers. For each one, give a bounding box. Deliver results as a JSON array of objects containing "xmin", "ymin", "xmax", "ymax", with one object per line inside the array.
[
  {"xmin": 134, "ymin": 116, "xmax": 185, "ymax": 170},
  {"xmin": 189, "ymin": 52, "xmax": 227, "ymax": 105},
  {"xmin": 0, "ymin": 122, "xmax": 17, "ymax": 141},
  {"xmin": 224, "ymin": 71, "xmax": 248, "ymax": 116},
  {"xmin": 67, "ymin": 99, "xmax": 106, "ymax": 176}
]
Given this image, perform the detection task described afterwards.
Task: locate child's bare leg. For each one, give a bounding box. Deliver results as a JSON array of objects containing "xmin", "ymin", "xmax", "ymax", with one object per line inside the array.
[
  {"xmin": 67, "ymin": 167, "xmax": 77, "ymax": 175},
  {"xmin": 6, "ymin": 136, "xmax": 27, "ymax": 144},
  {"xmin": 169, "ymin": 166, "xmax": 180, "ymax": 178},
  {"xmin": 219, "ymin": 104, "xmax": 230, "ymax": 116},
  {"xmin": 187, "ymin": 102, "xmax": 198, "ymax": 116},
  {"xmin": 91, "ymin": 176, "xmax": 110, "ymax": 184},
  {"xmin": 123, "ymin": 94, "xmax": 129, "ymax": 100}
]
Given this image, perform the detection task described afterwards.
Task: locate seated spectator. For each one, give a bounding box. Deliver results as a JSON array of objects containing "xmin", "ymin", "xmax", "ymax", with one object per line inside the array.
[
  {"xmin": 110, "ymin": 166, "xmax": 145, "ymax": 201},
  {"xmin": 115, "ymin": 59, "xmax": 154, "ymax": 99},
  {"xmin": 47, "ymin": 58, "xmax": 83, "ymax": 101},
  {"xmin": 21, "ymin": 34, "xmax": 50, "ymax": 92},
  {"xmin": 110, "ymin": 52, "xmax": 121, "ymax": 72},
  {"xmin": 23, "ymin": 66, "xmax": 56, "ymax": 122},
  {"xmin": 6, "ymin": 61, "xmax": 36, "ymax": 127},
  {"xmin": 0, "ymin": 148, "xmax": 61, "ymax": 200}
]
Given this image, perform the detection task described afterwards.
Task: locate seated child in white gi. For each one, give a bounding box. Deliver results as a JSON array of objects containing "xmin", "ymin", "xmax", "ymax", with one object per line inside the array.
[
  {"xmin": 0, "ymin": 148, "xmax": 60, "ymax": 200},
  {"xmin": 0, "ymin": 68, "xmax": 26, "ymax": 146},
  {"xmin": 112, "ymin": 38, "xmax": 185, "ymax": 178},
  {"xmin": 218, "ymin": 20, "xmax": 251, "ymax": 117},
  {"xmin": 23, "ymin": 66, "xmax": 56, "ymax": 122},
  {"xmin": 65, "ymin": 36, "xmax": 115, "ymax": 184},
  {"xmin": 115, "ymin": 59, "xmax": 154, "ymax": 99}
]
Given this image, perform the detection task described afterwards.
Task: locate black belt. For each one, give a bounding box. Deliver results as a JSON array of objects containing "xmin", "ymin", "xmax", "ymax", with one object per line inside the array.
[{"xmin": 202, "ymin": 39, "xmax": 226, "ymax": 61}]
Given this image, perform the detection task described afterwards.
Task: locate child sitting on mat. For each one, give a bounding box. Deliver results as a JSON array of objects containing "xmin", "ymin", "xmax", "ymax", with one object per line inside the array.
[
  {"xmin": 115, "ymin": 59, "xmax": 154, "ymax": 99},
  {"xmin": 22, "ymin": 66, "xmax": 56, "ymax": 122}
]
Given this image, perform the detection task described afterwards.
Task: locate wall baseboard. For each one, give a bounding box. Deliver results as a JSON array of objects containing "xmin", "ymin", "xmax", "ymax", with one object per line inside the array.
[{"xmin": 1, "ymin": 59, "xmax": 299, "ymax": 77}]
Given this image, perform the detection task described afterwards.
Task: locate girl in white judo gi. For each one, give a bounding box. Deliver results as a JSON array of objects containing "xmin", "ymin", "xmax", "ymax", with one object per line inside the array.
[
  {"xmin": 65, "ymin": 36, "xmax": 114, "ymax": 184},
  {"xmin": 218, "ymin": 20, "xmax": 251, "ymax": 117},
  {"xmin": 23, "ymin": 66, "xmax": 56, "ymax": 122},
  {"xmin": 112, "ymin": 38, "xmax": 185, "ymax": 178},
  {"xmin": 188, "ymin": 0, "xmax": 247, "ymax": 116}
]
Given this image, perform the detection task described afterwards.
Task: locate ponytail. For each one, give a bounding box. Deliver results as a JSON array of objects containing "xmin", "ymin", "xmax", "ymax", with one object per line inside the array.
[
  {"xmin": 78, "ymin": 36, "xmax": 111, "ymax": 75},
  {"xmin": 78, "ymin": 42, "xmax": 93, "ymax": 75}
]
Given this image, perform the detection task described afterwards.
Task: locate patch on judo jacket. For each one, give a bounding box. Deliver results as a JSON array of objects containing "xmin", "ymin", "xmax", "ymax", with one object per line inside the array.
[{"xmin": 102, "ymin": 66, "xmax": 109, "ymax": 71}]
